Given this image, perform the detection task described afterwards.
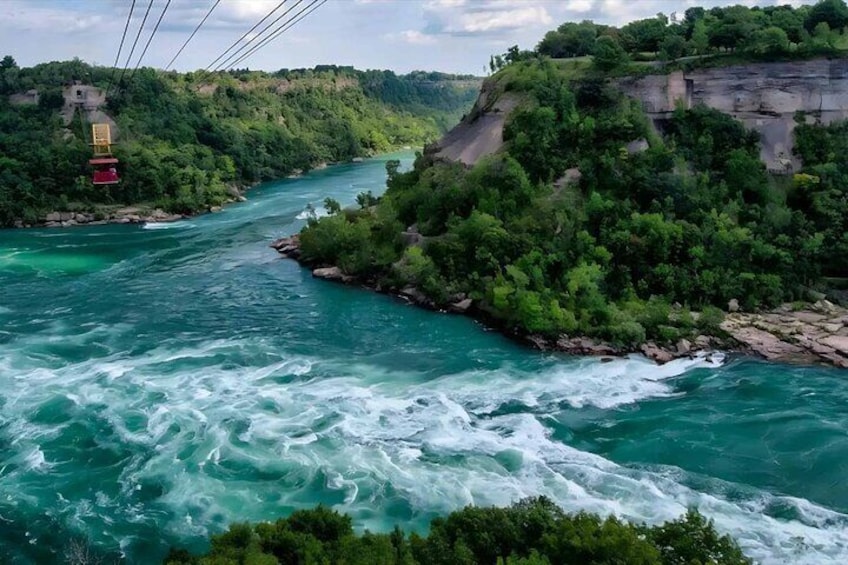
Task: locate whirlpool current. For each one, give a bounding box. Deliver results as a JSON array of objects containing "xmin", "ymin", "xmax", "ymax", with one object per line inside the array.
[{"xmin": 1, "ymin": 152, "xmax": 847, "ymax": 564}]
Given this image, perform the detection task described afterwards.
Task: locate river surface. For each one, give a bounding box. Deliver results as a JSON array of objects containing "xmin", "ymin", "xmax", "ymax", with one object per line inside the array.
[{"xmin": 1, "ymin": 152, "xmax": 848, "ymax": 564}]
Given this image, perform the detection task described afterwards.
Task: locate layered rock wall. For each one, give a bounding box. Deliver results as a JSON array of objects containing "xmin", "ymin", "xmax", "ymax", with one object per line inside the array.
[{"xmin": 617, "ymin": 59, "xmax": 848, "ymax": 171}]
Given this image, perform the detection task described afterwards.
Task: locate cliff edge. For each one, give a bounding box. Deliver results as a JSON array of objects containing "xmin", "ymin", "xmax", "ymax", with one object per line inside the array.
[{"xmin": 432, "ymin": 58, "xmax": 848, "ymax": 173}]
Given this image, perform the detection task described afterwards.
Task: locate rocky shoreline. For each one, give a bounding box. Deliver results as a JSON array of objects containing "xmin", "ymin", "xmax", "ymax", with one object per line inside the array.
[
  {"xmin": 12, "ymin": 187, "xmax": 250, "ymax": 229},
  {"xmin": 271, "ymin": 235, "xmax": 848, "ymax": 369}
]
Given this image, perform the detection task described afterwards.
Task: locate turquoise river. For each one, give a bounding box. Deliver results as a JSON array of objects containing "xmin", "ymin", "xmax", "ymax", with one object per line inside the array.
[{"xmin": 1, "ymin": 152, "xmax": 848, "ymax": 564}]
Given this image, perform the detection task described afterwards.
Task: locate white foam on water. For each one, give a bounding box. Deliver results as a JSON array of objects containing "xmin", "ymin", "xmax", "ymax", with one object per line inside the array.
[
  {"xmin": 142, "ymin": 222, "xmax": 192, "ymax": 230},
  {"xmin": 295, "ymin": 206, "xmax": 331, "ymax": 221},
  {"xmin": 0, "ymin": 337, "xmax": 845, "ymax": 564}
]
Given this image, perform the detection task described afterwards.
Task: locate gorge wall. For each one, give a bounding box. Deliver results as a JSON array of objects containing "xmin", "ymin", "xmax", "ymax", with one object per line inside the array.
[
  {"xmin": 434, "ymin": 58, "xmax": 848, "ymax": 172},
  {"xmin": 616, "ymin": 58, "xmax": 848, "ymax": 172}
]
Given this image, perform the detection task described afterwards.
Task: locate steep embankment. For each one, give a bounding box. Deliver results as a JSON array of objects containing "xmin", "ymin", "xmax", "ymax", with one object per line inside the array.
[{"xmin": 431, "ymin": 81, "xmax": 523, "ymax": 166}]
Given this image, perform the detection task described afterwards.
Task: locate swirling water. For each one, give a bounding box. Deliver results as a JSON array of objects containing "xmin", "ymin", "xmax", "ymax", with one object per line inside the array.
[{"xmin": 1, "ymin": 152, "xmax": 848, "ymax": 564}]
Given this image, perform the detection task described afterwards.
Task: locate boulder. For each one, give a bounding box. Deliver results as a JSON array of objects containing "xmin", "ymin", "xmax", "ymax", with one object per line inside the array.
[
  {"xmin": 312, "ymin": 266, "xmax": 351, "ymax": 282},
  {"xmin": 556, "ymin": 337, "xmax": 619, "ymax": 356},
  {"xmin": 728, "ymin": 298, "xmax": 740, "ymax": 312},
  {"xmin": 694, "ymin": 335, "xmax": 712, "ymax": 349},
  {"xmin": 45, "ymin": 212, "xmax": 61, "ymax": 222},
  {"xmin": 676, "ymin": 338, "xmax": 692, "ymax": 355},
  {"xmin": 813, "ymin": 299, "xmax": 837, "ymax": 314},
  {"xmin": 640, "ymin": 342, "xmax": 674, "ymax": 364},
  {"xmin": 526, "ymin": 335, "xmax": 549, "ymax": 350},
  {"xmin": 820, "ymin": 335, "xmax": 848, "ymax": 356},
  {"xmin": 449, "ymin": 298, "xmax": 473, "ymax": 314},
  {"xmin": 270, "ymin": 236, "xmax": 300, "ymax": 255}
]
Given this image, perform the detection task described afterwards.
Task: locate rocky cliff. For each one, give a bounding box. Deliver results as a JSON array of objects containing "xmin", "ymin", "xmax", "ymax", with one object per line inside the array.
[
  {"xmin": 432, "ymin": 81, "xmax": 523, "ymax": 166},
  {"xmin": 617, "ymin": 59, "xmax": 848, "ymax": 172},
  {"xmin": 432, "ymin": 58, "xmax": 848, "ymax": 172}
]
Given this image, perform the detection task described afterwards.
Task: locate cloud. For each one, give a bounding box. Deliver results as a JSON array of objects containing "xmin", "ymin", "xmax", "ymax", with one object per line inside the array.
[
  {"xmin": 412, "ymin": 0, "xmax": 554, "ymax": 41},
  {"xmin": 563, "ymin": 0, "xmax": 594, "ymax": 13},
  {"xmin": 0, "ymin": 1, "xmax": 104, "ymax": 33},
  {"xmin": 389, "ymin": 30, "xmax": 439, "ymax": 45}
]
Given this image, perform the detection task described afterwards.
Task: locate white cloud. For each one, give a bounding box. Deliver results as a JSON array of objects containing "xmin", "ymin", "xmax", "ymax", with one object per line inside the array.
[
  {"xmin": 564, "ymin": 0, "xmax": 595, "ymax": 13},
  {"xmin": 389, "ymin": 29, "xmax": 439, "ymax": 45},
  {"xmin": 451, "ymin": 6, "xmax": 553, "ymax": 34},
  {"xmin": 417, "ymin": 0, "xmax": 554, "ymax": 39}
]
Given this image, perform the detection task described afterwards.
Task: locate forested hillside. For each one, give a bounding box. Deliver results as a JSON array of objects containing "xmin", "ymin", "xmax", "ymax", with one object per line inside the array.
[
  {"xmin": 294, "ymin": 1, "xmax": 848, "ymax": 351},
  {"xmin": 0, "ymin": 58, "xmax": 479, "ymax": 226}
]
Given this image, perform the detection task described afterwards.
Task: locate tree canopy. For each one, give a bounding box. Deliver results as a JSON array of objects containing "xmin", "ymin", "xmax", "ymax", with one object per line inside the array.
[
  {"xmin": 529, "ymin": 1, "xmax": 848, "ymax": 66},
  {"xmin": 166, "ymin": 499, "xmax": 751, "ymax": 565}
]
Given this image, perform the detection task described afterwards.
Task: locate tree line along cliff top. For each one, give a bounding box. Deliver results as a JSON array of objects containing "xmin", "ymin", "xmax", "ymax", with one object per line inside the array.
[{"xmin": 489, "ymin": 0, "xmax": 848, "ymax": 76}]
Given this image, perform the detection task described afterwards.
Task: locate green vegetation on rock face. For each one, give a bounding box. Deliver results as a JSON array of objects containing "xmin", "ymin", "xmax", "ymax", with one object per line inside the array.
[
  {"xmin": 507, "ymin": 0, "xmax": 848, "ymax": 73},
  {"xmin": 0, "ymin": 58, "xmax": 479, "ymax": 225},
  {"xmin": 165, "ymin": 498, "xmax": 751, "ymax": 565},
  {"xmin": 298, "ymin": 51, "xmax": 845, "ymax": 347}
]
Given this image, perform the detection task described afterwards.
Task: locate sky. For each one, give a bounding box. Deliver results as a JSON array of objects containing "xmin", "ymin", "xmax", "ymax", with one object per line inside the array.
[{"xmin": 0, "ymin": 0, "xmax": 808, "ymax": 75}]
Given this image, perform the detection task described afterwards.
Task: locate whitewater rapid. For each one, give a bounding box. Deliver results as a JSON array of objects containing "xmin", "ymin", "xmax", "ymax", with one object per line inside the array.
[{"xmin": 2, "ymin": 152, "xmax": 848, "ymax": 563}]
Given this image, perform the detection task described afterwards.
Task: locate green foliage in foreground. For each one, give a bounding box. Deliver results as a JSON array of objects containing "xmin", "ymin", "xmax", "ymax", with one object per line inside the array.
[
  {"xmin": 165, "ymin": 498, "xmax": 751, "ymax": 565},
  {"xmin": 298, "ymin": 57, "xmax": 842, "ymax": 345},
  {"xmin": 0, "ymin": 58, "xmax": 479, "ymax": 225}
]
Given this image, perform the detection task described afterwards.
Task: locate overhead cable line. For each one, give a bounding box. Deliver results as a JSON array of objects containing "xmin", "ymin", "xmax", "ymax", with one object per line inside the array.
[
  {"xmin": 211, "ymin": 0, "xmax": 303, "ymax": 72},
  {"xmin": 165, "ymin": 0, "xmax": 221, "ymax": 71},
  {"xmin": 127, "ymin": 0, "xmax": 172, "ymax": 83},
  {"xmin": 225, "ymin": 0, "xmax": 327, "ymax": 70},
  {"xmin": 107, "ymin": 0, "xmax": 137, "ymax": 93},
  {"xmin": 204, "ymin": 0, "xmax": 288, "ymax": 72},
  {"xmin": 116, "ymin": 0, "xmax": 156, "ymax": 89}
]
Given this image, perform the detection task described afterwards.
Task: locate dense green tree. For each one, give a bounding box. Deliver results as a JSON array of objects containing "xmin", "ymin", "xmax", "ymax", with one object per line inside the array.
[
  {"xmin": 168, "ymin": 500, "xmax": 751, "ymax": 565},
  {"xmin": 592, "ymin": 37, "xmax": 629, "ymax": 71},
  {"xmin": 804, "ymin": 0, "xmax": 848, "ymax": 31}
]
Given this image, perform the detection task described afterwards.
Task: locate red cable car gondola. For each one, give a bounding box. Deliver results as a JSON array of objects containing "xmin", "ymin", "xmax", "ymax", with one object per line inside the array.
[{"xmin": 89, "ymin": 123, "xmax": 120, "ymax": 185}]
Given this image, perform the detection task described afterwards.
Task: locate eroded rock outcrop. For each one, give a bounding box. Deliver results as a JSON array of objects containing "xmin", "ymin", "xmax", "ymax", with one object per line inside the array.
[
  {"xmin": 431, "ymin": 80, "xmax": 524, "ymax": 166},
  {"xmin": 616, "ymin": 59, "xmax": 848, "ymax": 172},
  {"xmin": 721, "ymin": 302, "xmax": 848, "ymax": 368}
]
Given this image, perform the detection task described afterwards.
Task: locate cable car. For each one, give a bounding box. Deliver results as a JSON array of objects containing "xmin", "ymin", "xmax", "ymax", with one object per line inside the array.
[{"xmin": 89, "ymin": 123, "xmax": 120, "ymax": 185}]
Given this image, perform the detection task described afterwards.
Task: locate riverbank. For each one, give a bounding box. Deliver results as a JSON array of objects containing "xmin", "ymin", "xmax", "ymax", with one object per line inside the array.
[
  {"xmin": 12, "ymin": 188, "xmax": 250, "ymax": 229},
  {"xmin": 9, "ymin": 154, "xmax": 408, "ymax": 229},
  {"xmin": 271, "ymin": 234, "xmax": 848, "ymax": 368}
]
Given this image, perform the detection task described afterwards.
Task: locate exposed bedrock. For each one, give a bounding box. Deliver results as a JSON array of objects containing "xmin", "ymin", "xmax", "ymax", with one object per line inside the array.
[{"xmin": 616, "ymin": 59, "xmax": 848, "ymax": 172}]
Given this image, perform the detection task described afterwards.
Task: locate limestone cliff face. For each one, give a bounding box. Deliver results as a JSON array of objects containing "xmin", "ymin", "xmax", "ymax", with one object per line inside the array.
[
  {"xmin": 431, "ymin": 80, "xmax": 523, "ymax": 166},
  {"xmin": 616, "ymin": 59, "xmax": 848, "ymax": 171},
  {"xmin": 434, "ymin": 58, "xmax": 848, "ymax": 172}
]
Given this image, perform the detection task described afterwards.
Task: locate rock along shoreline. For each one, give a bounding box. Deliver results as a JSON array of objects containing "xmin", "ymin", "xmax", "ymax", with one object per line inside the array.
[
  {"xmin": 11, "ymin": 186, "xmax": 251, "ymax": 229},
  {"xmin": 271, "ymin": 235, "xmax": 848, "ymax": 369}
]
